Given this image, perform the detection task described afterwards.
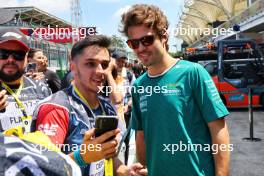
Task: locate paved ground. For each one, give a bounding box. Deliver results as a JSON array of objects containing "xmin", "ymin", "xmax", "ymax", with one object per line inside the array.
[
  {"xmin": 126, "ymin": 108, "xmax": 264, "ymax": 175},
  {"xmin": 228, "ymin": 108, "xmax": 264, "ymax": 176}
]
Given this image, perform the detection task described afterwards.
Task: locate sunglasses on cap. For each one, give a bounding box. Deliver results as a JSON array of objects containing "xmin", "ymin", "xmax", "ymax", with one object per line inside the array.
[
  {"xmin": 126, "ymin": 35, "xmax": 155, "ymax": 49},
  {"xmin": 0, "ymin": 49, "xmax": 27, "ymax": 61}
]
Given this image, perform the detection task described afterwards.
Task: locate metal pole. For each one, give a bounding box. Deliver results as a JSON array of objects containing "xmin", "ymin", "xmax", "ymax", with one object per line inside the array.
[
  {"xmin": 243, "ymin": 87, "xmax": 261, "ymax": 142},
  {"xmin": 248, "ymin": 87, "xmax": 253, "ymax": 140}
]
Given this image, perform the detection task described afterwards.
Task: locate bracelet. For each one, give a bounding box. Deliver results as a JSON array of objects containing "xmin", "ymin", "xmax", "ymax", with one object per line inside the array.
[{"xmin": 73, "ymin": 149, "xmax": 87, "ymax": 167}]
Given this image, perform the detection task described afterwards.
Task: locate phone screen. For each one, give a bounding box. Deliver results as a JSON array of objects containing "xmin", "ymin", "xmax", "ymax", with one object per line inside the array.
[
  {"xmin": 26, "ymin": 63, "xmax": 37, "ymax": 73},
  {"xmin": 95, "ymin": 116, "xmax": 118, "ymax": 140}
]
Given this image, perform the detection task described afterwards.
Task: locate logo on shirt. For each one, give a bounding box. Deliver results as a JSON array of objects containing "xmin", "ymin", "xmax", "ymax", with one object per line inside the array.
[
  {"xmin": 38, "ymin": 124, "xmax": 58, "ymax": 136},
  {"xmin": 163, "ymin": 83, "xmax": 183, "ymax": 96}
]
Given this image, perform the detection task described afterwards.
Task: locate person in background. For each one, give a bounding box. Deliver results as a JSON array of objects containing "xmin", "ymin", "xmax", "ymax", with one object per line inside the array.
[
  {"xmin": 27, "ymin": 48, "xmax": 61, "ymax": 93},
  {"xmin": 111, "ymin": 50, "xmax": 136, "ymax": 165},
  {"xmin": 0, "ymin": 28, "xmax": 51, "ymax": 133}
]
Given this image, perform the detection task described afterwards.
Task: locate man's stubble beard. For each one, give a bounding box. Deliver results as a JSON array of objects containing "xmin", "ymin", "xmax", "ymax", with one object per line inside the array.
[{"xmin": 0, "ymin": 64, "xmax": 25, "ymax": 82}]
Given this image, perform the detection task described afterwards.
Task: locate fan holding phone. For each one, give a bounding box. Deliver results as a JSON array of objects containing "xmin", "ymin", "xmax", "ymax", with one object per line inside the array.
[
  {"xmin": 33, "ymin": 35, "xmax": 145, "ymax": 176},
  {"xmin": 95, "ymin": 116, "xmax": 118, "ymax": 140},
  {"xmin": 27, "ymin": 49, "xmax": 61, "ymax": 93}
]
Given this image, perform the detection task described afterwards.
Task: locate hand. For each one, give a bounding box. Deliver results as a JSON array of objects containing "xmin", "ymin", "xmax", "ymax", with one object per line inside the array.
[
  {"xmin": 80, "ymin": 128, "xmax": 120, "ymax": 163},
  {"xmin": 30, "ymin": 72, "xmax": 45, "ymax": 80},
  {"xmin": 105, "ymin": 58, "xmax": 117, "ymax": 77},
  {"xmin": 129, "ymin": 163, "xmax": 148, "ymax": 176},
  {"xmin": 0, "ymin": 90, "xmax": 8, "ymax": 111}
]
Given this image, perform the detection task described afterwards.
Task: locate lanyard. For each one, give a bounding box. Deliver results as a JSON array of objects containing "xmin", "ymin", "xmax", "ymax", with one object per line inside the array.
[
  {"xmin": 73, "ymin": 86, "xmax": 113, "ymax": 176},
  {"xmin": 1, "ymin": 80, "xmax": 32, "ymax": 134},
  {"xmin": 73, "ymin": 85, "xmax": 106, "ymax": 117},
  {"xmin": 1, "ymin": 81, "xmax": 28, "ymax": 117},
  {"xmin": 104, "ymin": 158, "xmax": 113, "ymax": 176}
]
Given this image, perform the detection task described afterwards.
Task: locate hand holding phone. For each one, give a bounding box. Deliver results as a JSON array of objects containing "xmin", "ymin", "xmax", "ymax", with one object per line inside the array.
[
  {"xmin": 26, "ymin": 63, "xmax": 37, "ymax": 73},
  {"xmin": 95, "ymin": 116, "xmax": 118, "ymax": 141},
  {"xmin": 80, "ymin": 128, "xmax": 120, "ymax": 163}
]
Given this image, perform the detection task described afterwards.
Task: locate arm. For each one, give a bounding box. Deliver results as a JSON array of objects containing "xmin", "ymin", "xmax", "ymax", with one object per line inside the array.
[
  {"xmin": 113, "ymin": 152, "xmax": 146, "ymax": 176},
  {"xmin": 36, "ymin": 104, "xmax": 69, "ymax": 144},
  {"xmin": 0, "ymin": 90, "xmax": 8, "ymax": 111},
  {"xmin": 208, "ymin": 118, "xmax": 230, "ymax": 176},
  {"xmin": 136, "ymin": 131, "xmax": 146, "ymax": 166},
  {"xmin": 106, "ymin": 72, "xmax": 123, "ymax": 104},
  {"xmin": 114, "ymin": 157, "xmax": 129, "ymax": 176},
  {"xmin": 46, "ymin": 71, "xmax": 61, "ymax": 93},
  {"xmin": 36, "ymin": 104, "xmax": 121, "ymax": 164},
  {"xmin": 105, "ymin": 58, "xmax": 123, "ymax": 104}
]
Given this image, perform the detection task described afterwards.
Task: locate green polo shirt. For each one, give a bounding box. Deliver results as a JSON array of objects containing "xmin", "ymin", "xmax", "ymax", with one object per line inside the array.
[{"xmin": 132, "ymin": 60, "xmax": 229, "ymax": 176}]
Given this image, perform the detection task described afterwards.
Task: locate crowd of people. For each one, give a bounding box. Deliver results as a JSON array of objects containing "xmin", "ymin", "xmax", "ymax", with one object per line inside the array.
[{"xmin": 0, "ymin": 3, "xmax": 230, "ymax": 176}]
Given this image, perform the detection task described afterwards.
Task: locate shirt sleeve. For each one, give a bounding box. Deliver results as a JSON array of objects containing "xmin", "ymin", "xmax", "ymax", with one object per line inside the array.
[
  {"xmin": 46, "ymin": 70, "xmax": 61, "ymax": 93},
  {"xmin": 191, "ymin": 63, "xmax": 229, "ymax": 122},
  {"xmin": 36, "ymin": 104, "xmax": 69, "ymax": 145}
]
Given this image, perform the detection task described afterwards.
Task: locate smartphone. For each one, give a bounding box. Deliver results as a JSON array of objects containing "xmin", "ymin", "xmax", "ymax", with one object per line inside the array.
[
  {"xmin": 26, "ymin": 63, "xmax": 37, "ymax": 73},
  {"xmin": 95, "ymin": 116, "xmax": 118, "ymax": 141}
]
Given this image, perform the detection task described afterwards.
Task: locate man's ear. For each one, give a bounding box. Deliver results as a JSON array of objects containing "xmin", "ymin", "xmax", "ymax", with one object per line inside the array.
[
  {"xmin": 161, "ymin": 35, "xmax": 168, "ymax": 43},
  {"xmin": 70, "ymin": 60, "xmax": 75, "ymax": 71},
  {"xmin": 161, "ymin": 29, "xmax": 169, "ymax": 44},
  {"xmin": 161, "ymin": 33, "xmax": 168, "ymax": 50}
]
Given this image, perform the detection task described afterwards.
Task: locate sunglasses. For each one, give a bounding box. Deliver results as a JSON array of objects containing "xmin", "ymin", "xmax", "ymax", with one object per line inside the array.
[
  {"xmin": 126, "ymin": 35, "xmax": 155, "ymax": 49},
  {"xmin": 0, "ymin": 49, "xmax": 27, "ymax": 61}
]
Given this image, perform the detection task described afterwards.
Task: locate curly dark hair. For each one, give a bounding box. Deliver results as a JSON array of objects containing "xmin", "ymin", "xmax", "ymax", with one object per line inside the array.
[
  {"xmin": 120, "ymin": 4, "xmax": 169, "ymax": 39},
  {"xmin": 71, "ymin": 35, "xmax": 111, "ymax": 60}
]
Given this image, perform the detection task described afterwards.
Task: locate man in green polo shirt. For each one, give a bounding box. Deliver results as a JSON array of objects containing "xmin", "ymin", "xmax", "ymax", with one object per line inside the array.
[{"xmin": 120, "ymin": 4, "xmax": 231, "ymax": 176}]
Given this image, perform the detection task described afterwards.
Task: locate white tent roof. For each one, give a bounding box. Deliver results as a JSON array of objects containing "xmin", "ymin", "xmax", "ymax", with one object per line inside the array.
[{"xmin": 176, "ymin": 0, "xmax": 248, "ymax": 45}]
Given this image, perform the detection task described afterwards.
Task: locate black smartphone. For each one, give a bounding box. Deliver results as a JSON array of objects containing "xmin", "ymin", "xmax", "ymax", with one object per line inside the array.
[{"xmin": 95, "ymin": 116, "xmax": 118, "ymax": 141}]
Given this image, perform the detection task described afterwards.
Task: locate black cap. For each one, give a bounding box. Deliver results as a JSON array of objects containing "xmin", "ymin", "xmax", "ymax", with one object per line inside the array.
[
  {"xmin": 112, "ymin": 50, "xmax": 127, "ymax": 60},
  {"xmin": 0, "ymin": 28, "xmax": 29, "ymax": 52}
]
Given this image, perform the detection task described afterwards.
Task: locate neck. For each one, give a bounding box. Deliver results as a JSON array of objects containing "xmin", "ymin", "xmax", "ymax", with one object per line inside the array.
[
  {"xmin": 74, "ymin": 81, "xmax": 99, "ymax": 109},
  {"xmin": 148, "ymin": 53, "xmax": 178, "ymax": 76},
  {"xmin": 2, "ymin": 77, "xmax": 23, "ymax": 86}
]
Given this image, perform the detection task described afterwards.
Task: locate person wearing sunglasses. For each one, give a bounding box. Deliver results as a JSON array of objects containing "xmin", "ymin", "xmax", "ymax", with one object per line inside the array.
[
  {"xmin": 0, "ymin": 28, "xmax": 52, "ymax": 133},
  {"xmin": 120, "ymin": 4, "xmax": 230, "ymax": 176}
]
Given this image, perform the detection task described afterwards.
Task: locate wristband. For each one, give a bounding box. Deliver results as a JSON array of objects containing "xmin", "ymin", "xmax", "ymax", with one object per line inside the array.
[{"xmin": 73, "ymin": 149, "xmax": 87, "ymax": 167}]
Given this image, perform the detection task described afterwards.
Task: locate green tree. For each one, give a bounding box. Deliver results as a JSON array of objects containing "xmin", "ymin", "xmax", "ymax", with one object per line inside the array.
[
  {"xmin": 111, "ymin": 35, "xmax": 126, "ymax": 49},
  {"xmin": 169, "ymin": 51, "xmax": 183, "ymax": 58}
]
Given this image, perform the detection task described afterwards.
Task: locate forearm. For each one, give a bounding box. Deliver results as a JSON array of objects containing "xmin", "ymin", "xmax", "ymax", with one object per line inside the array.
[
  {"xmin": 212, "ymin": 134, "xmax": 230, "ymax": 175},
  {"xmin": 136, "ymin": 132, "xmax": 146, "ymax": 166},
  {"xmin": 106, "ymin": 73, "xmax": 123, "ymax": 104},
  {"xmin": 113, "ymin": 157, "xmax": 129, "ymax": 176},
  {"xmin": 209, "ymin": 119, "xmax": 230, "ymax": 176}
]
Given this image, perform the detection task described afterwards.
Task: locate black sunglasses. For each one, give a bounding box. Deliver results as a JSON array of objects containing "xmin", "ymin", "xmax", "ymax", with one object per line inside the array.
[
  {"xmin": 126, "ymin": 35, "xmax": 155, "ymax": 49},
  {"xmin": 0, "ymin": 49, "xmax": 27, "ymax": 61}
]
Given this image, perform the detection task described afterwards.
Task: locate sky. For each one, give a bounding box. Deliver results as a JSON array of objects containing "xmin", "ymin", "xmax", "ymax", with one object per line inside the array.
[{"xmin": 0, "ymin": 0, "xmax": 185, "ymax": 52}]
